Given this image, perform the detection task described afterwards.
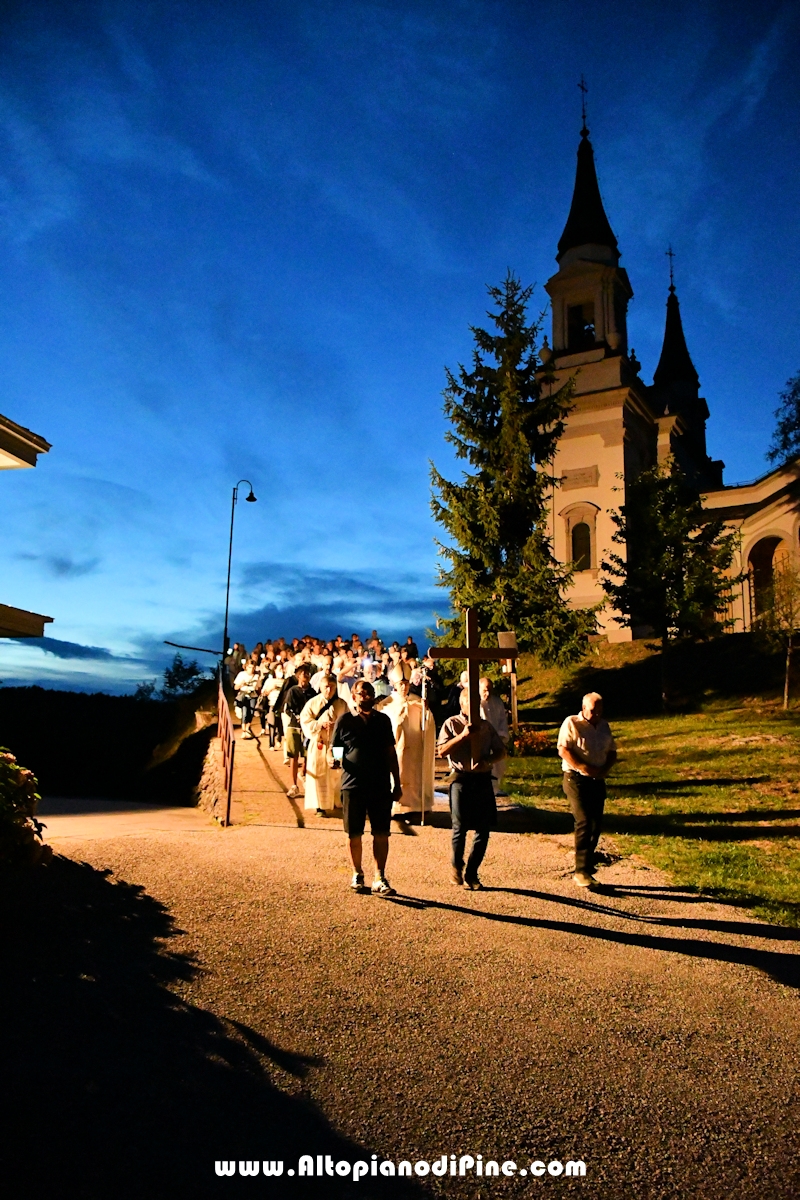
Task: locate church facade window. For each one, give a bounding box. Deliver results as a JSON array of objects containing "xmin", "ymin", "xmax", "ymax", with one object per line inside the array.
[
  {"xmin": 559, "ymin": 501, "xmax": 600, "ymax": 573},
  {"xmin": 567, "ymin": 302, "xmax": 596, "ymax": 352},
  {"xmin": 571, "ymin": 522, "xmax": 592, "ymax": 572}
]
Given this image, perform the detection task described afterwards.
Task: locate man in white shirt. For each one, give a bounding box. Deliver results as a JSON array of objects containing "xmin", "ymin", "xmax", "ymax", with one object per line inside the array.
[{"xmin": 557, "ymin": 692, "xmax": 617, "ymax": 890}]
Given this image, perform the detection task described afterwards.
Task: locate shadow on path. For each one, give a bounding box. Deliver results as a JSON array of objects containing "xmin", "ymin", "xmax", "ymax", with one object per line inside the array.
[
  {"xmin": 0, "ymin": 858, "xmax": 426, "ymax": 1199},
  {"xmin": 500, "ymin": 803, "xmax": 800, "ymax": 840},
  {"xmin": 383, "ymin": 893, "xmax": 800, "ymax": 989},
  {"xmin": 495, "ymin": 887, "xmax": 800, "ymax": 942}
]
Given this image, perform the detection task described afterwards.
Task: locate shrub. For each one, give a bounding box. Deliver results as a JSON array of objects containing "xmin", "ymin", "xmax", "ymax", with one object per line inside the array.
[
  {"xmin": 509, "ymin": 726, "xmax": 557, "ymax": 757},
  {"xmin": 0, "ymin": 747, "xmax": 52, "ymax": 867}
]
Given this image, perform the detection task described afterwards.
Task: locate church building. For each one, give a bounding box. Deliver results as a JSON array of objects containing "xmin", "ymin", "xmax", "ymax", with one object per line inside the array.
[{"xmin": 542, "ymin": 119, "xmax": 800, "ymax": 639}]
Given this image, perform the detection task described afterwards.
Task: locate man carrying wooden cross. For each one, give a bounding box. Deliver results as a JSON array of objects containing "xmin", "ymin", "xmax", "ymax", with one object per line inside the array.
[{"xmin": 432, "ymin": 610, "xmax": 513, "ymax": 890}]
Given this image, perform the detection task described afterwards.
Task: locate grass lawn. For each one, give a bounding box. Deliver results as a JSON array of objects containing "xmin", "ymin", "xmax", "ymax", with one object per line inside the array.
[{"xmin": 504, "ymin": 701, "xmax": 800, "ymax": 927}]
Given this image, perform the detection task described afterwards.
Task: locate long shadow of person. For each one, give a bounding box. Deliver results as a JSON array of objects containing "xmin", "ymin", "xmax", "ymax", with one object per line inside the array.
[{"xmin": 0, "ymin": 857, "xmax": 426, "ymax": 1199}]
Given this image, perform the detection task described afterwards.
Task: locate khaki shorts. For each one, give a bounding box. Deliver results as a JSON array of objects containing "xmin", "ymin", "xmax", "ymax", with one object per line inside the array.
[{"xmin": 285, "ymin": 727, "xmax": 305, "ymax": 758}]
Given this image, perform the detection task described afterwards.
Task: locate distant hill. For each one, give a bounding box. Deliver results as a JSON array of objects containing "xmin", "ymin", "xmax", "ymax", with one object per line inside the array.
[{"xmin": 0, "ymin": 683, "xmax": 216, "ymax": 801}]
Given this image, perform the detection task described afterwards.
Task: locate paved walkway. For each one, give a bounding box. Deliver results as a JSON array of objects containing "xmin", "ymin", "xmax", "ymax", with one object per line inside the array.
[
  {"xmin": 27, "ymin": 738, "xmax": 800, "ymax": 1200},
  {"xmin": 39, "ymin": 797, "xmax": 220, "ymax": 839},
  {"xmin": 230, "ymin": 727, "xmax": 457, "ymax": 826}
]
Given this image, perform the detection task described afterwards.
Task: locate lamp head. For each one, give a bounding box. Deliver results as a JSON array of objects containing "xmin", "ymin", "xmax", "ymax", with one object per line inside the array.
[{"xmin": 245, "ymin": 490, "xmax": 257, "ymax": 503}]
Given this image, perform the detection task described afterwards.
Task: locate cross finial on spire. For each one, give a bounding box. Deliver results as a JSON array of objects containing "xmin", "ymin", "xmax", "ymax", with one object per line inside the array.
[
  {"xmin": 578, "ymin": 76, "xmax": 589, "ymax": 137},
  {"xmin": 666, "ymin": 245, "xmax": 676, "ymax": 293}
]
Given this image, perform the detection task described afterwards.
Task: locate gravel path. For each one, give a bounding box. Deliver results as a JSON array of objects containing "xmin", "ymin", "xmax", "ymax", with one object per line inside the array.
[{"xmin": 7, "ymin": 807, "xmax": 796, "ymax": 1200}]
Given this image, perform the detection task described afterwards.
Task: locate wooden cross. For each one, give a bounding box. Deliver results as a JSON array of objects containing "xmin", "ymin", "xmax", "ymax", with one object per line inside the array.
[{"xmin": 429, "ymin": 609, "xmax": 519, "ymax": 761}]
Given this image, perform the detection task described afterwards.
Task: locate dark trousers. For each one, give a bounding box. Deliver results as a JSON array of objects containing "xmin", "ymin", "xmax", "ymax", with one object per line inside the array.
[
  {"xmin": 562, "ymin": 771, "xmax": 606, "ymax": 874},
  {"xmin": 450, "ymin": 774, "xmax": 496, "ymax": 882}
]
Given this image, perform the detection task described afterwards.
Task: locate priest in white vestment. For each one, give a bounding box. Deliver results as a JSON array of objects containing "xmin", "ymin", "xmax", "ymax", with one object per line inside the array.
[
  {"xmin": 380, "ymin": 673, "xmax": 435, "ymax": 815},
  {"xmin": 300, "ymin": 674, "xmax": 348, "ymax": 813}
]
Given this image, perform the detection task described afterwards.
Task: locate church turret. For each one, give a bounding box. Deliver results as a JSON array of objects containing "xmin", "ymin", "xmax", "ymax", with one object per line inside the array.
[
  {"xmin": 652, "ymin": 278, "xmax": 699, "ymax": 396},
  {"xmin": 545, "ymin": 118, "xmax": 632, "ymax": 359},
  {"xmin": 649, "ymin": 258, "xmax": 724, "ymax": 489}
]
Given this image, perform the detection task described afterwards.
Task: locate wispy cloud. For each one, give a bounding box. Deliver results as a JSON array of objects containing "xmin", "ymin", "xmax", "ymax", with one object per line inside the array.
[
  {"xmin": 0, "ymin": 95, "xmax": 78, "ymax": 241},
  {"xmin": 18, "ymin": 553, "xmax": 101, "ymax": 579},
  {"xmin": 7, "ymin": 636, "xmax": 118, "ymax": 661},
  {"xmin": 159, "ymin": 560, "xmax": 447, "ymax": 652}
]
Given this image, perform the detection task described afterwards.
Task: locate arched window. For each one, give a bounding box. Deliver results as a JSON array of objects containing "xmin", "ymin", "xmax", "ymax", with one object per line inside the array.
[
  {"xmin": 571, "ymin": 522, "xmax": 592, "ymax": 572},
  {"xmin": 748, "ymin": 536, "xmax": 786, "ymax": 617},
  {"xmin": 567, "ymin": 302, "xmax": 595, "ymax": 352}
]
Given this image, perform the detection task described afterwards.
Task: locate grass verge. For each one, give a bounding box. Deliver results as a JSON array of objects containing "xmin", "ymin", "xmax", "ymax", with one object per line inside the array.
[{"xmin": 504, "ymin": 704, "xmax": 800, "ymax": 927}]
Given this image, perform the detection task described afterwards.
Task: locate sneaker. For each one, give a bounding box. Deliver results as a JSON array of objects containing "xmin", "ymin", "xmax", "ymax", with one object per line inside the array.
[
  {"xmin": 242, "ymin": 729, "xmax": 254, "ymax": 740},
  {"xmin": 371, "ymin": 876, "xmax": 396, "ymax": 896},
  {"xmin": 451, "ymin": 865, "xmax": 464, "ymax": 886},
  {"xmin": 463, "ymin": 878, "xmax": 484, "ymax": 891},
  {"xmin": 573, "ymin": 871, "xmax": 596, "ymax": 889},
  {"xmin": 351, "ymin": 872, "xmax": 366, "ymax": 892},
  {"xmin": 287, "ymin": 785, "xmax": 299, "ymax": 799}
]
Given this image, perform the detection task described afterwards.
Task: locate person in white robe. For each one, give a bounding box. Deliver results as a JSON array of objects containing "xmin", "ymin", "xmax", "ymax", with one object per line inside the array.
[
  {"xmin": 380, "ymin": 672, "xmax": 435, "ymax": 815},
  {"xmin": 299, "ymin": 674, "xmax": 348, "ymax": 813},
  {"xmin": 480, "ymin": 676, "xmax": 510, "ymax": 796}
]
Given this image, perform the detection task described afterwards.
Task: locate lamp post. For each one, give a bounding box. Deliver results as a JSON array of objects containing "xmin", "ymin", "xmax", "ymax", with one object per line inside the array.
[{"xmin": 222, "ymin": 479, "xmax": 257, "ymax": 661}]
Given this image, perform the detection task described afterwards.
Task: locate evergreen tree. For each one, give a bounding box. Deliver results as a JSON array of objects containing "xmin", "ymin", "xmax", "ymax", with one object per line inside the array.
[
  {"xmin": 766, "ymin": 370, "xmax": 800, "ymax": 466},
  {"xmin": 600, "ymin": 459, "xmax": 741, "ymax": 655},
  {"xmin": 430, "ymin": 272, "xmax": 595, "ymax": 664},
  {"xmin": 161, "ymin": 653, "xmax": 206, "ymax": 697}
]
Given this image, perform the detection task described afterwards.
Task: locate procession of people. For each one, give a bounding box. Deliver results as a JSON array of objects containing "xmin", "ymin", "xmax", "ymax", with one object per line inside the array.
[{"xmin": 227, "ymin": 630, "xmax": 616, "ymax": 895}]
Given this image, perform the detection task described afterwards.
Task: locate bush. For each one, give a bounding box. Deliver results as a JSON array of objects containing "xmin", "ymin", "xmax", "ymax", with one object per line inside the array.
[
  {"xmin": 0, "ymin": 747, "xmax": 51, "ymax": 867},
  {"xmin": 509, "ymin": 726, "xmax": 557, "ymax": 757}
]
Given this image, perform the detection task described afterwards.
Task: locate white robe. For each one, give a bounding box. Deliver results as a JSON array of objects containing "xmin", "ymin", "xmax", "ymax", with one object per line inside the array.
[
  {"xmin": 299, "ymin": 693, "xmax": 348, "ymax": 811},
  {"xmin": 380, "ymin": 694, "xmax": 435, "ymax": 813},
  {"xmin": 481, "ymin": 694, "xmax": 510, "ymax": 792}
]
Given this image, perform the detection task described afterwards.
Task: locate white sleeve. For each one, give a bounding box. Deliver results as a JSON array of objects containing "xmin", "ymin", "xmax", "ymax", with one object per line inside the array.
[{"xmin": 556, "ymin": 716, "xmax": 575, "ymax": 752}]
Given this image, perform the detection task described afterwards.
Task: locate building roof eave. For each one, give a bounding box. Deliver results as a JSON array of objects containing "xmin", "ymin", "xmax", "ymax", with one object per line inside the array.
[
  {"xmin": 0, "ymin": 413, "xmax": 52, "ymax": 469},
  {"xmin": 0, "ymin": 603, "xmax": 54, "ymax": 638}
]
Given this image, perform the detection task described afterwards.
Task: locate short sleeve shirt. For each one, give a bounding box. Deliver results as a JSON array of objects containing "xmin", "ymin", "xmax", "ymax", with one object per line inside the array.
[
  {"xmin": 332, "ymin": 710, "xmax": 396, "ymax": 794},
  {"xmin": 557, "ymin": 714, "xmax": 616, "ymax": 774},
  {"xmin": 438, "ymin": 714, "xmax": 505, "ymax": 774},
  {"xmin": 284, "ymin": 684, "xmax": 317, "ymax": 727}
]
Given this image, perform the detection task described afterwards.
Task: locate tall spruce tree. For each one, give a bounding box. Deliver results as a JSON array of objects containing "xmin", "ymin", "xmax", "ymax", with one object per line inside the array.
[
  {"xmin": 766, "ymin": 369, "xmax": 800, "ymax": 466},
  {"xmin": 430, "ymin": 273, "xmax": 595, "ymax": 663},
  {"xmin": 600, "ymin": 459, "xmax": 741, "ymax": 654}
]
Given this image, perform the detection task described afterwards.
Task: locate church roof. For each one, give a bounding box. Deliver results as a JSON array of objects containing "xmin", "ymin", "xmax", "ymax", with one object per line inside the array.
[
  {"xmin": 557, "ymin": 131, "xmax": 619, "ymax": 261},
  {"xmin": 653, "ymin": 287, "xmax": 699, "ymax": 388}
]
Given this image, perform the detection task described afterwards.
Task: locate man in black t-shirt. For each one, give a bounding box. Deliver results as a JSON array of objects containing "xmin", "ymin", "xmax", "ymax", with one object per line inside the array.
[
  {"xmin": 332, "ymin": 678, "xmax": 401, "ymax": 895},
  {"xmin": 283, "ymin": 664, "xmax": 317, "ymax": 799}
]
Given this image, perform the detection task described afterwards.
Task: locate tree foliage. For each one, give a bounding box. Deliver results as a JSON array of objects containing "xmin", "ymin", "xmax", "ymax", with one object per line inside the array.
[
  {"xmin": 766, "ymin": 370, "xmax": 800, "ymax": 466},
  {"xmin": 601, "ymin": 459, "xmax": 742, "ymax": 649},
  {"xmin": 0, "ymin": 746, "xmax": 50, "ymax": 867},
  {"xmin": 133, "ymin": 653, "xmax": 207, "ymax": 701},
  {"xmin": 161, "ymin": 653, "xmax": 207, "ymax": 697},
  {"xmin": 430, "ymin": 272, "xmax": 595, "ymax": 664}
]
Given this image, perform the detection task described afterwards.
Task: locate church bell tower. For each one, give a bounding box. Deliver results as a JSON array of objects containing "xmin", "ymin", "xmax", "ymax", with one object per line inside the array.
[
  {"xmin": 546, "ymin": 122, "xmax": 632, "ymax": 358},
  {"xmin": 542, "ymin": 112, "xmax": 655, "ymax": 641}
]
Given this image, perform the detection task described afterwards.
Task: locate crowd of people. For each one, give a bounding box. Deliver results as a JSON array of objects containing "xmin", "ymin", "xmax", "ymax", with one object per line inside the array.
[
  {"xmin": 224, "ymin": 631, "xmax": 616, "ymax": 897},
  {"xmin": 226, "ymin": 631, "xmax": 438, "ymax": 731}
]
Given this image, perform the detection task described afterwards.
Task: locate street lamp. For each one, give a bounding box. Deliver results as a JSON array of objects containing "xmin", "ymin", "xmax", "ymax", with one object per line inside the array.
[{"xmin": 222, "ymin": 479, "xmax": 257, "ymax": 660}]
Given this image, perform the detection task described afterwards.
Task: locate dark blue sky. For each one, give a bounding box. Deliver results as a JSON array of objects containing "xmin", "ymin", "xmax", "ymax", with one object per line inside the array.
[{"xmin": 1, "ymin": 0, "xmax": 798, "ymax": 690}]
